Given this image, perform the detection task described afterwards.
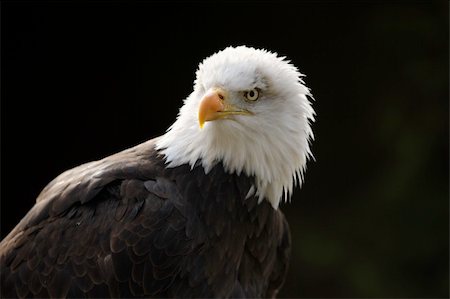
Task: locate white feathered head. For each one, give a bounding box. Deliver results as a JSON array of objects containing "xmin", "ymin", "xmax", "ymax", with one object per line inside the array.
[{"xmin": 157, "ymin": 46, "xmax": 315, "ymax": 209}]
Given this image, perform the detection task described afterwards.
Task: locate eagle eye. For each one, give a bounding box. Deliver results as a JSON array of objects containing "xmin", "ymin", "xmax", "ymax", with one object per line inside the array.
[{"xmin": 244, "ymin": 89, "xmax": 259, "ymax": 102}]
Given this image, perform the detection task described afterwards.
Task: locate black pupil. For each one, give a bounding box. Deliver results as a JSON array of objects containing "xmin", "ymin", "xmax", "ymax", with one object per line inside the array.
[{"xmin": 249, "ymin": 90, "xmax": 255, "ymax": 98}]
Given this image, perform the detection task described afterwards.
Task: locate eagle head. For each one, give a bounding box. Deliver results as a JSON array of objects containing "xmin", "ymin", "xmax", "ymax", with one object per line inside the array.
[{"xmin": 156, "ymin": 46, "xmax": 315, "ymax": 209}]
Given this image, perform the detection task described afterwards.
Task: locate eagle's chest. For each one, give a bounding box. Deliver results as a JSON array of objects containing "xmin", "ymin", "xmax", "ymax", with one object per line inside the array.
[{"xmin": 173, "ymin": 165, "xmax": 279, "ymax": 298}]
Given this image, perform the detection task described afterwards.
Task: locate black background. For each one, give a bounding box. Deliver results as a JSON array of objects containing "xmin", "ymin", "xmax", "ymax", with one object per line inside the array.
[{"xmin": 1, "ymin": 1, "xmax": 448, "ymax": 298}]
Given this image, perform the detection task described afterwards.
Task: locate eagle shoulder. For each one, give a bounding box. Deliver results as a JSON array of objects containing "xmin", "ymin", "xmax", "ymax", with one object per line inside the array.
[
  {"xmin": 0, "ymin": 137, "xmax": 207, "ymax": 297},
  {"xmin": 2, "ymin": 138, "xmax": 161, "ymax": 246}
]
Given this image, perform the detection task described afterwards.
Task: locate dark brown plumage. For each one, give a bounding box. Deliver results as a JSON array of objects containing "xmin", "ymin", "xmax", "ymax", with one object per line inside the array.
[{"xmin": 0, "ymin": 139, "xmax": 291, "ymax": 298}]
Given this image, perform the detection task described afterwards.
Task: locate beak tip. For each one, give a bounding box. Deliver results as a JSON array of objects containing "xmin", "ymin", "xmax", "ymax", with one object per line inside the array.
[{"xmin": 199, "ymin": 114, "xmax": 205, "ymax": 129}]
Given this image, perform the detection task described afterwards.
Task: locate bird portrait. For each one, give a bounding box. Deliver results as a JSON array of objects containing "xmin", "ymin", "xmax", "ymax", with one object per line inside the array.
[{"xmin": 0, "ymin": 46, "xmax": 314, "ymax": 298}]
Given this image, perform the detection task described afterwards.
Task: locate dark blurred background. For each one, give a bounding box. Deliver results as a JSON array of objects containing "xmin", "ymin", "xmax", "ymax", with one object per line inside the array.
[{"xmin": 1, "ymin": 1, "xmax": 448, "ymax": 298}]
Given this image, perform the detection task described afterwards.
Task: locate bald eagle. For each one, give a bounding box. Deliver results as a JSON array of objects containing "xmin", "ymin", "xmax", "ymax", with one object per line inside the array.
[{"xmin": 0, "ymin": 46, "xmax": 314, "ymax": 298}]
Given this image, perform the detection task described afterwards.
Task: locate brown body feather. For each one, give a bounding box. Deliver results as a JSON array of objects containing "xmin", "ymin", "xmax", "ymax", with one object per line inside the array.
[{"xmin": 0, "ymin": 139, "xmax": 291, "ymax": 298}]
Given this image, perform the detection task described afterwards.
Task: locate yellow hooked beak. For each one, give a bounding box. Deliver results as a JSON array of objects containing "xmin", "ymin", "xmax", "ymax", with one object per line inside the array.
[{"xmin": 198, "ymin": 88, "xmax": 252, "ymax": 128}]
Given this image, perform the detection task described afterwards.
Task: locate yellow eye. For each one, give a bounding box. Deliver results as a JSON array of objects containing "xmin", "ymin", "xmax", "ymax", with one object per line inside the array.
[{"xmin": 244, "ymin": 89, "xmax": 259, "ymax": 101}]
